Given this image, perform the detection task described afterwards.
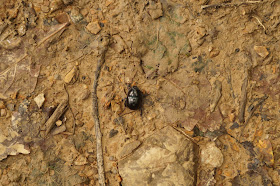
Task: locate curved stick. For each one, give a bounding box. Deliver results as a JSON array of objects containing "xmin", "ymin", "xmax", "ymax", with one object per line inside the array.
[{"xmin": 91, "ymin": 35, "xmax": 109, "ymax": 186}]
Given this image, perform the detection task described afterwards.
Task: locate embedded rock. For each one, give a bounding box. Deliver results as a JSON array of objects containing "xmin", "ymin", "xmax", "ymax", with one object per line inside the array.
[{"xmin": 119, "ymin": 126, "xmax": 197, "ymax": 186}]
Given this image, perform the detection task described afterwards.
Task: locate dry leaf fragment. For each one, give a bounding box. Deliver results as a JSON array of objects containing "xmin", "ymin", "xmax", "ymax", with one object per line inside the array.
[
  {"xmin": 64, "ymin": 66, "xmax": 78, "ymax": 84},
  {"xmin": 0, "ymin": 134, "xmax": 30, "ymax": 161},
  {"xmin": 255, "ymin": 139, "xmax": 274, "ymax": 166}
]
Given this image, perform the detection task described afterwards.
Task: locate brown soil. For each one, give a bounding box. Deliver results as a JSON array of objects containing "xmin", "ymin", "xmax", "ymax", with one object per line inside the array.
[{"xmin": 1, "ymin": 0, "xmax": 280, "ymax": 185}]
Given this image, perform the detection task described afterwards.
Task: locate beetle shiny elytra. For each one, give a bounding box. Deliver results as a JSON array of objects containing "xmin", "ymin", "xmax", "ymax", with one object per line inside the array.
[{"xmin": 124, "ymin": 86, "xmax": 143, "ymax": 110}]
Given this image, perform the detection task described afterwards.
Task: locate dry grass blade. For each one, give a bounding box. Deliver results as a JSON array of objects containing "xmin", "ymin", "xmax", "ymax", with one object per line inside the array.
[{"xmin": 201, "ymin": 1, "xmax": 262, "ymax": 9}]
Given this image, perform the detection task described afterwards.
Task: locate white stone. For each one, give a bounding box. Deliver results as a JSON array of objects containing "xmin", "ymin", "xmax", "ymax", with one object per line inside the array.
[
  {"xmin": 200, "ymin": 141, "xmax": 223, "ymax": 168},
  {"xmin": 34, "ymin": 93, "xmax": 45, "ymax": 108}
]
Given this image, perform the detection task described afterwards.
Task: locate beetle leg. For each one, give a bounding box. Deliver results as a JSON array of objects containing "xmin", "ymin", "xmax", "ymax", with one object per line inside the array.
[
  {"xmin": 131, "ymin": 82, "xmax": 136, "ymax": 87},
  {"xmin": 124, "ymin": 98, "xmax": 128, "ymax": 107}
]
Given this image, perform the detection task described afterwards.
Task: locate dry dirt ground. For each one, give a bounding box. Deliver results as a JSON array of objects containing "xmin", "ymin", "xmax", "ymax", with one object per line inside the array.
[{"xmin": 1, "ymin": 0, "xmax": 280, "ymax": 185}]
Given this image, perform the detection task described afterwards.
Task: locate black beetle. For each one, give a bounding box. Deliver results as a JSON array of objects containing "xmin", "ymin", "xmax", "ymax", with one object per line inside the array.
[{"xmin": 124, "ymin": 86, "xmax": 143, "ymax": 110}]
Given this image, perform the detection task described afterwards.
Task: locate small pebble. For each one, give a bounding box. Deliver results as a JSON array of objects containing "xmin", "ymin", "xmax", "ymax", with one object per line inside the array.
[
  {"xmin": 41, "ymin": 5, "xmax": 50, "ymax": 13},
  {"xmin": 0, "ymin": 109, "xmax": 6, "ymax": 117},
  {"xmin": 24, "ymin": 136, "xmax": 32, "ymax": 143},
  {"xmin": 76, "ymin": 120, "xmax": 84, "ymax": 127},
  {"xmin": 254, "ymin": 45, "xmax": 269, "ymax": 58},
  {"xmin": 17, "ymin": 23, "xmax": 26, "ymax": 36},
  {"xmin": 34, "ymin": 93, "xmax": 45, "ymax": 108},
  {"xmin": 50, "ymin": 170, "xmax": 55, "ymax": 176},
  {"xmin": 0, "ymin": 100, "xmax": 5, "ymax": 109},
  {"xmin": 196, "ymin": 26, "xmax": 207, "ymax": 37},
  {"xmin": 209, "ymin": 49, "xmax": 220, "ymax": 58},
  {"xmin": 55, "ymin": 13, "xmax": 70, "ymax": 24},
  {"xmin": 228, "ymin": 112, "xmax": 236, "ymax": 122},
  {"xmin": 54, "ymin": 74, "xmax": 61, "ymax": 80},
  {"xmin": 80, "ymin": 8, "xmax": 89, "ymax": 17},
  {"xmin": 50, "ymin": 0, "xmax": 64, "ymax": 12},
  {"xmin": 56, "ymin": 120, "xmax": 63, "ymax": 126},
  {"xmin": 52, "ymin": 124, "xmax": 66, "ymax": 135},
  {"xmin": 70, "ymin": 8, "xmax": 83, "ymax": 23},
  {"xmin": 109, "ymin": 129, "xmax": 118, "ymax": 138},
  {"xmin": 86, "ymin": 21, "xmax": 101, "ymax": 35},
  {"xmin": 6, "ymin": 103, "xmax": 15, "ymax": 111},
  {"xmin": 10, "ymin": 91, "xmax": 18, "ymax": 99},
  {"xmin": 87, "ymin": 156, "xmax": 95, "ymax": 163},
  {"xmin": 90, "ymin": 180, "xmax": 96, "ymax": 185}
]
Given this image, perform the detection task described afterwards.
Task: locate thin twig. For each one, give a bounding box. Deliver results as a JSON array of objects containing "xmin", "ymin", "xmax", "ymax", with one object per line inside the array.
[
  {"xmin": 45, "ymin": 99, "xmax": 69, "ymax": 135},
  {"xmin": 92, "ymin": 35, "xmax": 110, "ymax": 186},
  {"xmin": 201, "ymin": 1, "xmax": 262, "ymax": 9},
  {"xmin": 171, "ymin": 125, "xmax": 198, "ymax": 145}
]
